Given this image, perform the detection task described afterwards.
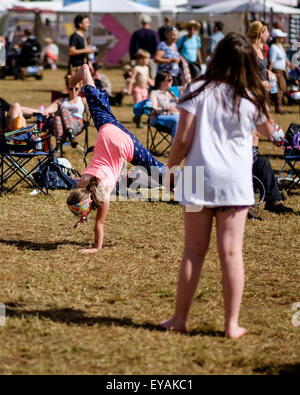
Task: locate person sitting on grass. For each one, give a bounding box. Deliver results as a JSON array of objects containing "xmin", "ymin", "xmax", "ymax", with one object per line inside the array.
[
  {"xmin": 66, "ymin": 64, "xmax": 165, "ymax": 254},
  {"xmin": 252, "ymin": 130, "xmax": 293, "ymax": 215}
]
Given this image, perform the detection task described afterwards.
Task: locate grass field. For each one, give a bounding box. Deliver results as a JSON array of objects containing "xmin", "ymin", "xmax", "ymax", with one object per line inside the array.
[{"xmin": 0, "ymin": 69, "xmax": 299, "ymax": 375}]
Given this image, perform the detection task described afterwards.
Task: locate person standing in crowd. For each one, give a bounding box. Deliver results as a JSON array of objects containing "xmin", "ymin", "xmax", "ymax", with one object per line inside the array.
[
  {"xmin": 68, "ymin": 14, "xmax": 95, "ymax": 72},
  {"xmin": 42, "ymin": 37, "xmax": 59, "ymax": 70},
  {"xmin": 248, "ymin": 21, "xmax": 293, "ymax": 215},
  {"xmin": 158, "ymin": 16, "xmax": 173, "ymax": 42},
  {"xmin": 129, "ymin": 15, "xmax": 160, "ymax": 79},
  {"xmin": 177, "ymin": 20, "xmax": 202, "ymax": 79},
  {"xmin": 128, "ymin": 49, "xmax": 154, "ymax": 128},
  {"xmin": 268, "ymin": 28, "xmax": 295, "ymax": 114},
  {"xmin": 208, "ymin": 21, "xmax": 224, "ymax": 56},
  {"xmin": 154, "ymin": 27, "xmax": 181, "ymax": 86},
  {"xmin": 176, "ymin": 21, "xmax": 188, "ymax": 39}
]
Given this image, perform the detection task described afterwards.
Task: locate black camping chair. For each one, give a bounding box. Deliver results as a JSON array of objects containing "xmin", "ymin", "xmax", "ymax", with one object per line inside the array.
[
  {"xmin": 277, "ymin": 123, "xmax": 300, "ymax": 193},
  {"xmin": 0, "ymin": 124, "xmax": 54, "ymax": 195}
]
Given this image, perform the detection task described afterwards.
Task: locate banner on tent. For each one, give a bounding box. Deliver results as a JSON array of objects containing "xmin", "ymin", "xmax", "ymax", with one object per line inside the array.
[{"xmin": 63, "ymin": 0, "xmax": 84, "ymax": 7}]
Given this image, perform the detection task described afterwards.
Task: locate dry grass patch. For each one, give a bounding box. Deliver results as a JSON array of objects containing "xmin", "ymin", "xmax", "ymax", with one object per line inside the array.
[{"xmin": 0, "ymin": 69, "xmax": 299, "ymax": 375}]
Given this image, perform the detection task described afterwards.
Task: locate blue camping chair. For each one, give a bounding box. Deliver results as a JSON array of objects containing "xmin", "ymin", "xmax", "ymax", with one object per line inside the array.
[{"xmin": 133, "ymin": 87, "xmax": 180, "ymax": 156}]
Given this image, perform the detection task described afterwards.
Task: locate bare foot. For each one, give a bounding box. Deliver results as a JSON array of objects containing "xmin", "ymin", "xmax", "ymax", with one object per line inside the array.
[
  {"xmin": 159, "ymin": 317, "xmax": 186, "ymax": 332},
  {"xmin": 226, "ymin": 326, "xmax": 247, "ymax": 339}
]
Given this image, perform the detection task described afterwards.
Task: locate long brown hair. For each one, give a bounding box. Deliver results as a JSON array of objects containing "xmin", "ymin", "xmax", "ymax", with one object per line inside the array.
[
  {"xmin": 67, "ymin": 176, "xmax": 105, "ymax": 210},
  {"xmin": 179, "ymin": 32, "xmax": 270, "ymax": 122}
]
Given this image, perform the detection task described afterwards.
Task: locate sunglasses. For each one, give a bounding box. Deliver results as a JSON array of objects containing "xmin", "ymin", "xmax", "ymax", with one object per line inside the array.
[
  {"xmin": 166, "ymin": 78, "xmax": 173, "ymax": 82},
  {"xmin": 69, "ymin": 87, "xmax": 80, "ymax": 91}
]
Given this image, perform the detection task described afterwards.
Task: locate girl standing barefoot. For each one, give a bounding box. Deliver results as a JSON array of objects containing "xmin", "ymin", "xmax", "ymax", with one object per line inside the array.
[{"xmin": 160, "ymin": 33, "xmax": 282, "ymax": 339}]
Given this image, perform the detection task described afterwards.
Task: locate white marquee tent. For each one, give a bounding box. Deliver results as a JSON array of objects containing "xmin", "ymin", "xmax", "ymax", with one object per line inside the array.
[
  {"xmin": 193, "ymin": 0, "xmax": 300, "ymax": 14},
  {"xmin": 61, "ymin": 0, "xmax": 161, "ymax": 14},
  {"xmin": 188, "ymin": 0, "xmax": 298, "ymax": 6}
]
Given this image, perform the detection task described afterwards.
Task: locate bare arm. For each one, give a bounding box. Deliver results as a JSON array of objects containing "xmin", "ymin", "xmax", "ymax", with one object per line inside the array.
[
  {"xmin": 154, "ymin": 50, "xmax": 173, "ymax": 65},
  {"xmin": 164, "ymin": 109, "xmax": 196, "ymax": 190},
  {"xmin": 68, "ymin": 46, "xmax": 94, "ymax": 56},
  {"xmin": 127, "ymin": 69, "xmax": 137, "ymax": 95},
  {"xmin": 167, "ymin": 109, "xmax": 196, "ymax": 169},
  {"xmin": 79, "ymin": 200, "xmax": 110, "ymax": 254},
  {"xmin": 93, "ymin": 200, "xmax": 110, "ymax": 250},
  {"xmin": 82, "ymin": 97, "xmax": 90, "ymax": 117},
  {"xmin": 70, "ymin": 64, "xmax": 95, "ymax": 88},
  {"xmin": 44, "ymin": 99, "xmax": 61, "ymax": 115},
  {"xmin": 268, "ymin": 61, "xmax": 274, "ymax": 72},
  {"xmin": 197, "ymin": 48, "xmax": 202, "ymax": 65},
  {"xmin": 20, "ymin": 106, "xmax": 39, "ymax": 116},
  {"xmin": 256, "ymin": 119, "xmax": 275, "ymax": 139}
]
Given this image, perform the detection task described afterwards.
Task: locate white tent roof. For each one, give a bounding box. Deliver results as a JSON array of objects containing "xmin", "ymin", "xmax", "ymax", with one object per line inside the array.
[
  {"xmin": 194, "ymin": 0, "xmax": 300, "ymax": 14},
  {"xmin": 188, "ymin": 0, "xmax": 298, "ymax": 6},
  {"xmin": 6, "ymin": 0, "xmax": 63, "ymax": 12},
  {"xmin": 61, "ymin": 0, "xmax": 161, "ymax": 13}
]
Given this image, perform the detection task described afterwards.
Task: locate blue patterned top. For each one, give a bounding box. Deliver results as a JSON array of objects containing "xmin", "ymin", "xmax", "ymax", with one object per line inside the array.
[{"xmin": 156, "ymin": 41, "xmax": 180, "ymax": 77}]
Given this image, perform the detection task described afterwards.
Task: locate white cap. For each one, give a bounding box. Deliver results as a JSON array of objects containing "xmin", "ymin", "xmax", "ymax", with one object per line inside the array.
[
  {"xmin": 272, "ymin": 28, "xmax": 287, "ymax": 38},
  {"xmin": 141, "ymin": 15, "xmax": 152, "ymax": 25}
]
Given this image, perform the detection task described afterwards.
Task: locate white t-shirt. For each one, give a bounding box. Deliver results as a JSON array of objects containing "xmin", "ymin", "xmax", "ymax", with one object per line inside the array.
[
  {"xmin": 269, "ymin": 44, "xmax": 287, "ymax": 71},
  {"xmin": 175, "ymin": 81, "xmax": 266, "ymax": 207}
]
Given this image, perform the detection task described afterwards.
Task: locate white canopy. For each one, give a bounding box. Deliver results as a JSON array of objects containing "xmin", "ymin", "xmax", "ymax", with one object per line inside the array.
[
  {"xmin": 6, "ymin": 0, "xmax": 63, "ymax": 12},
  {"xmin": 194, "ymin": 0, "xmax": 300, "ymax": 14},
  {"xmin": 188, "ymin": 0, "xmax": 298, "ymax": 6},
  {"xmin": 61, "ymin": 0, "xmax": 160, "ymax": 13}
]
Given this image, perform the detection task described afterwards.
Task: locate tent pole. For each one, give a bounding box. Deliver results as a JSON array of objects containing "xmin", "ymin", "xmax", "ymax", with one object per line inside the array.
[{"xmin": 89, "ymin": 0, "xmax": 93, "ymax": 43}]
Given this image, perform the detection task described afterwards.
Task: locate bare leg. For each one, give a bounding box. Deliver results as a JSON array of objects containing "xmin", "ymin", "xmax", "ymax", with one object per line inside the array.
[
  {"xmin": 7, "ymin": 103, "xmax": 26, "ymax": 131},
  {"xmin": 159, "ymin": 207, "xmax": 213, "ymax": 332},
  {"xmin": 216, "ymin": 207, "xmax": 248, "ymax": 339},
  {"xmin": 70, "ymin": 64, "xmax": 95, "ymax": 89}
]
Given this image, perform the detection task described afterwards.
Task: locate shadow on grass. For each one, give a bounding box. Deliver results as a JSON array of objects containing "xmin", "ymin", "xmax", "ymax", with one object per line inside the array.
[
  {"xmin": 253, "ymin": 362, "xmax": 300, "ymax": 375},
  {"xmin": 0, "ymin": 239, "xmax": 85, "ymax": 251},
  {"xmin": 5, "ymin": 307, "xmax": 224, "ymax": 337}
]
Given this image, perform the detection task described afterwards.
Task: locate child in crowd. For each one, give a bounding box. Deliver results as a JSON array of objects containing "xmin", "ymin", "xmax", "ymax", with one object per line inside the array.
[
  {"xmin": 127, "ymin": 49, "xmax": 154, "ymax": 128},
  {"xmin": 66, "ymin": 64, "xmax": 165, "ymax": 254},
  {"xmin": 160, "ymin": 33, "xmax": 283, "ymax": 339},
  {"xmin": 122, "ymin": 65, "xmax": 133, "ymax": 95}
]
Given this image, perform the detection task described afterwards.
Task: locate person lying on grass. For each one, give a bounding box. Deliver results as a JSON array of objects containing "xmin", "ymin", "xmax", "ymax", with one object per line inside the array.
[{"xmin": 66, "ymin": 64, "xmax": 165, "ymax": 254}]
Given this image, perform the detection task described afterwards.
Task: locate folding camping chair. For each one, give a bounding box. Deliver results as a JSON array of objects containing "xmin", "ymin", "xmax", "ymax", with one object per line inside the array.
[
  {"xmin": 50, "ymin": 90, "xmax": 90, "ymax": 156},
  {"xmin": 133, "ymin": 100, "xmax": 173, "ymax": 157},
  {"xmin": 0, "ymin": 124, "xmax": 54, "ymax": 195},
  {"xmin": 276, "ymin": 123, "xmax": 300, "ymax": 193},
  {"xmin": 133, "ymin": 86, "xmax": 180, "ymax": 156}
]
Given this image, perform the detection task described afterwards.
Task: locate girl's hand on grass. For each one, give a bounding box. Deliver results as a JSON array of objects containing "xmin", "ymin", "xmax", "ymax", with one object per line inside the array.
[{"xmin": 79, "ymin": 247, "xmax": 100, "ymax": 254}]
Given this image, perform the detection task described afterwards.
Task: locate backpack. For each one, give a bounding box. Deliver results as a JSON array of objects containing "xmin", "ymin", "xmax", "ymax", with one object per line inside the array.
[
  {"xmin": 285, "ymin": 123, "xmax": 300, "ymax": 147},
  {"xmin": 33, "ymin": 157, "xmax": 80, "ymax": 192}
]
